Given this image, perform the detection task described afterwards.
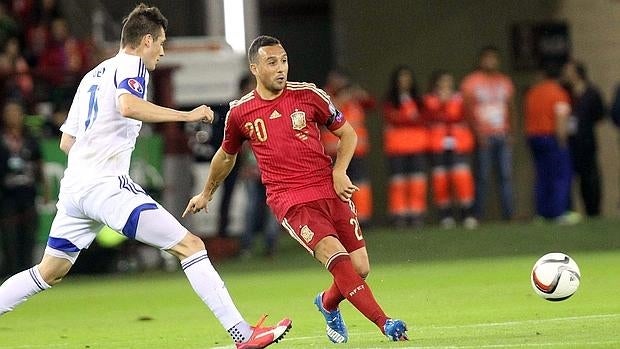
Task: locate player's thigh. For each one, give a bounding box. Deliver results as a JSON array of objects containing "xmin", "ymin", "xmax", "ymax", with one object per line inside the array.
[
  {"xmin": 132, "ymin": 206, "xmax": 190, "ymax": 251},
  {"xmin": 80, "ymin": 176, "xmax": 188, "ymax": 250},
  {"xmin": 81, "ymin": 176, "xmax": 157, "ymax": 234},
  {"xmin": 48, "ymin": 202, "xmax": 103, "ymax": 257},
  {"xmin": 332, "ymin": 199, "xmax": 370, "ymax": 276},
  {"xmin": 313, "ymin": 235, "xmax": 347, "ymax": 266},
  {"xmin": 281, "ymin": 200, "xmax": 341, "ymax": 257},
  {"xmin": 331, "ymin": 199, "xmax": 366, "ymax": 253}
]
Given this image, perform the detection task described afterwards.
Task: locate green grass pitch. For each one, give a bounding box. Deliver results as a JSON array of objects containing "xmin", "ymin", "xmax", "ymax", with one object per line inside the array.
[{"xmin": 1, "ymin": 219, "xmax": 619, "ymax": 348}]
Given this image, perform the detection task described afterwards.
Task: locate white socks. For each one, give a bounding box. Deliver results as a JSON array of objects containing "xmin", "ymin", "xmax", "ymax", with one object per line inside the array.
[
  {"xmin": 0, "ymin": 266, "xmax": 51, "ymax": 315},
  {"xmin": 181, "ymin": 250, "xmax": 251, "ymax": 342}
]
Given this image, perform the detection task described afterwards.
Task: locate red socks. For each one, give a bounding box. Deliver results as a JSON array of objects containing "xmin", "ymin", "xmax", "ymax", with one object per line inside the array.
[
  {"xmin": 322, "ymin": 282, "xmax": 344, "ymax": 311},
  {"xmin": 323, "ymin": 253, "xmax": 388, "ymax": 331}
]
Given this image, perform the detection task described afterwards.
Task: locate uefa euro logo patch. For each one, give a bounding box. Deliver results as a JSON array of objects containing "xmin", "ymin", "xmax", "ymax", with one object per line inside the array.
[
  {"xmin": 329, "ymin": 102, "xmax": 343, "ymax": 123},
  {"xmin": 128, "ymin": 78, "xmax": 144, "ymax": 94}
]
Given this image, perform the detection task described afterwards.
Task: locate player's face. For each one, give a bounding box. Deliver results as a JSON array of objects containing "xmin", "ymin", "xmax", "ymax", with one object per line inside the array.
[
  {"xmin": 145, "ymin": 27, "xmax": 166, "ymax": 71},
  {"xmin": 253, "ymin": 44, "xmax": 288, "ymax": 94}
]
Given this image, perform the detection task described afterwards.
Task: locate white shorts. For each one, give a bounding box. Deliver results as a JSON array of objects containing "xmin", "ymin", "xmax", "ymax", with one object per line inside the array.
[{"xmin": 48, "ymin": 175, "xmax": 187, "ymax": 253}]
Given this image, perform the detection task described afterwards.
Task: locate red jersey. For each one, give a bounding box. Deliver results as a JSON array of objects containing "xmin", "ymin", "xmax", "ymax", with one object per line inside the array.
[{"xmin": 222, "ymin": 81, "xmax": 346, "ymax": 220}]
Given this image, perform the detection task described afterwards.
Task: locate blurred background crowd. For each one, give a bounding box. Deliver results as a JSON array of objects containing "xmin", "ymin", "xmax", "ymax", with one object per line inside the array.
[{"xmin": 1, "ymin": 0, "xmax": 620, "ymax": 275}]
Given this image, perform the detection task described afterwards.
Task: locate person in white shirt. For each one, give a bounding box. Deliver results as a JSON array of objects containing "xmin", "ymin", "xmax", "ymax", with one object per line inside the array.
[{"xmin": 0, "ymin": 4, "xmax": 291, "ymax": 348}]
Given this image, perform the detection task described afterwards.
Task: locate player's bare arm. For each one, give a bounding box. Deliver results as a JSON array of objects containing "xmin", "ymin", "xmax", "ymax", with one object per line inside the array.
[
  {"xmin": 59, "ymin": 132, "xmax": 76, "ymax": 154},
  {"xmin": 330, "ymin": 121, "xmax": 360, "ymax": 201},
  {"xmin": 118, "ymin": 94, "xmax": 214, "ymax": 123},
  {"xmin": 183, "ymin": 147, "xmax": 237, "ymax": 217}
]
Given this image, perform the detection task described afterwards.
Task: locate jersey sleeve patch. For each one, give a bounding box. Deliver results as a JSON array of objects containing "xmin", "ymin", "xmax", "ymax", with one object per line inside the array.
[
  {"xmin": 325, "ymin": 100, "xmax": 345, "ymax": 129},
  {"xmin": 118, "ymin": 77, "xmax": 146, "ymax": 98}
]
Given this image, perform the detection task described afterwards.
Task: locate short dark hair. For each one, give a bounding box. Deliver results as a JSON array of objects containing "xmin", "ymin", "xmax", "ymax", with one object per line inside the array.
[
  {"xmin": 248, "ymin": 35, "xmax": 281, "ymax": 64},
  {"xmin": 121, "ymin": 3, "xmax": 168, "ymax": 49}
]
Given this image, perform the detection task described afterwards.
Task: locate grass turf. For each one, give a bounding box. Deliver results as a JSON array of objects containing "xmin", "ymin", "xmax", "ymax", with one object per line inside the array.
[{"xmin": 1, "ymin": 219, "xmax": 619, "ymax": 348}]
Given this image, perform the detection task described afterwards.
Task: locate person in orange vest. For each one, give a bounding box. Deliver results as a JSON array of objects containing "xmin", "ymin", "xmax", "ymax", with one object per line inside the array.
[
  {"xmin": 322, "ymin": 71, "xmax": 374, "ymax": 227},
  {"xmin": 383, "ymin": 66, "xmax": 427, "ymax": 228},
  {"xmin": 423, "ymin": 71, "xmax": 476, "ymax": 229}
]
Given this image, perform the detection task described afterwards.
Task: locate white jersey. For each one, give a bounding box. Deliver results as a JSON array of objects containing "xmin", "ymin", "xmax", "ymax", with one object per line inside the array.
[{"xmin": 60, "ymin": 52, "xmax": 149, "ymax": 191}]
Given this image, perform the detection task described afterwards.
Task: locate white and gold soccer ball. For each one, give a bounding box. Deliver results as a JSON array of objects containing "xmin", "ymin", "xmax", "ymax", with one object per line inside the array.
[{"xmin": 531, "ymin": 252, "xmax": 581, "ymax": 301}]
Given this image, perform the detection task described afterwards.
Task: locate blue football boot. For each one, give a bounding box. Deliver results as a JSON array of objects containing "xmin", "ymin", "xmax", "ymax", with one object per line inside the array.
[
  {"xmin": 314, "ymin": 292, "xmax": 348, "ymax": 343},
  {"xmin": 384, "ymin": 318, "xmax": 409, "ymax": 341}
]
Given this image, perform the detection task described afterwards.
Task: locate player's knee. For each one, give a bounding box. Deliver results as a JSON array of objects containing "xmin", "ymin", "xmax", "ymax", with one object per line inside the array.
[
  {"xmin": 355, "ymin": 264, "xmax": 370, "ymax": 279},
  {"xmin": 39, "ymin": 248, "xmax": 77, "ymax": 285},
  {"xmin": 350, "ymin": 248, "xmax": 370, "ymax": 278},
  {"xmin": 38, "ymin": 264, "xmax": 70, "ymax": 286},
  {"xmin": 170, "ymin": 232, "xmax": 206, "ymax": 260},
  {"xmin": 43, "ymin": 273, "xmax": 65, "ymax": 286},
  {"xmin": 314, "ymin": 236, "xmax": 346, "ymax": 264},
  {"xmin": 185, "ymin": 232, "xmax": 206, "ymax": 251}
]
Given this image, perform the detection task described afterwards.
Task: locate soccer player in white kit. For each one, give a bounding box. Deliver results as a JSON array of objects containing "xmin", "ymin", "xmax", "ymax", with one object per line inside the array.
[{"xmin": 0, "ymin": 4, "xmax": 291, "ymax": 348}]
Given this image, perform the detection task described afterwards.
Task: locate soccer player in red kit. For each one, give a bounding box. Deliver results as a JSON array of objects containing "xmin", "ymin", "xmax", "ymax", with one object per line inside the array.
[{"xmin": 184, "ymin": 35, "xmax": 408, "ymax": 343}]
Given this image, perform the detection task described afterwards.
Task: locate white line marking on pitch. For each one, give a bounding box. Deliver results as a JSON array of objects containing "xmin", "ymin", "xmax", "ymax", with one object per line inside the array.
[
  {"xmin": 427, "ymin": 313, "xmax": 620, "ymax": 329},
  {"xmin": 284, "ymin": 313, "xmax": 620, "ymax": 342}
]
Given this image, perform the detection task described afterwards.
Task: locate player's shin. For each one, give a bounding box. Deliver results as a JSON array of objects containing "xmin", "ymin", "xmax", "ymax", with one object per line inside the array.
[
  {"xmin": 326, "ymin": 253, "xmax": 389, "ymax": 330},
  {"xmin": 0, "ymin": 266, "xmax": 51, "ymax": 315},
  {"xmin": 180, "ymin": 250, "xmax": 252, "ymax": 342}
]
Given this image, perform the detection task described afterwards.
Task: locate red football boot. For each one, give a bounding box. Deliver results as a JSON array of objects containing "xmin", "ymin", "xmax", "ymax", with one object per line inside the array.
[{"xmin": 236, "ymin": 314, "xmax": 292, "ymax": 349}]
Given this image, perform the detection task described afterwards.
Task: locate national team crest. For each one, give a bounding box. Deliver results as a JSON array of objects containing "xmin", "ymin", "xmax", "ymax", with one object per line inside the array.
[
  {"xmin": 300, "ymin": 225, "xmax": 314, "ymax": 243},
  {"xmin": 290, "ymin": 109, "xmax": 307, "ymax": 130}
]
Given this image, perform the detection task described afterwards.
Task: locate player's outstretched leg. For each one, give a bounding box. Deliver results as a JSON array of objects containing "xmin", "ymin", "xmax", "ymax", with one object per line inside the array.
[
  {"xmin": 167, "ymin": 230, "xmax": 291, "ymax": 348},
  {"xmin": 0, "ymin": 252, "xmax": 72, "ymax": 316},
  {"xmin": 180, "ymin": 248, "xmax": 292, "ymax": 347},
  {"xmin": 236, "ymin": 314, "xmax": 292, "ymax": 349},
  {"xmin": 383, "ymin": 319, "xmax": 409, "ymax": 341},
  {"xmin": 314, "ymin": 291, "xmax": 348, "ymax": 343}
]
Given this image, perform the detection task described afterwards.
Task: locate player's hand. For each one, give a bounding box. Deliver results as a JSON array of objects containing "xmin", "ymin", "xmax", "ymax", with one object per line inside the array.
[
  {"xmin": 332, "ymin": 170, "xmax": 359, "ymax": 202},
  {"xmin": 182, "ymin": 193, "xmax": 211, "ymax": 217},
  {"xmin": 187, "ymin": 105, "xmax": 214, "ymax": 123}
]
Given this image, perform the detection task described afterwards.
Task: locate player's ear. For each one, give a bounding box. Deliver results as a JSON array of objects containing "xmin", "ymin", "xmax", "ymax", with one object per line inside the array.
[
  {"xmin": 143, "ymin": 34, "xmax": 152, "ymax": 48},
  {"xmin": 249, "ymin": 63, "xmax": 258, "ymax": 75}
]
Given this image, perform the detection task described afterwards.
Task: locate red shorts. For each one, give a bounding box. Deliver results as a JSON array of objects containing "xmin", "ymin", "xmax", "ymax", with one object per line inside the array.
[{"xmin": 281, "ymin": 198, "xmax": 366, "ymax": 254}]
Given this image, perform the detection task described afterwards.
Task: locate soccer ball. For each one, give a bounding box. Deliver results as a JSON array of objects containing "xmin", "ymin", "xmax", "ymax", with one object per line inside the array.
[{"xmin": 531, "ymin": 252, "xmax": 581, "ymax": 301}]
